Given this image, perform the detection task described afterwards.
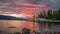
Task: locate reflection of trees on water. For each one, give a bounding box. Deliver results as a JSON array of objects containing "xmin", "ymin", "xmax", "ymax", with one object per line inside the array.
[
  {"xmin": 0, "ymin": 22, "xmax": 60, "ymax": 34},
  {"xmin": 14, "ymin": 32, "xmax": 21, "ymax": 34},
  {"xmin": 22, "ymin": 28, "xmax": 30, "ymax": 34}
]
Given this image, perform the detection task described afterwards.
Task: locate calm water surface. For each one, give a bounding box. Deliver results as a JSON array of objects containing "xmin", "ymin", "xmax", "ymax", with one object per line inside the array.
[{"xmin": 0, "ymin": 20, "xmax": 40, "ymax": 34}]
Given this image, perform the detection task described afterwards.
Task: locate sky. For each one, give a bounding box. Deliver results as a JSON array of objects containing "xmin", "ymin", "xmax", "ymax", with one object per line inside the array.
[
  {"xmin": 0, "ymin": 0, "xmax": 60, "ymax": 18},
  {"xmin": 0, "ymin": 0, "xmax": 60, "ymax": 8}
]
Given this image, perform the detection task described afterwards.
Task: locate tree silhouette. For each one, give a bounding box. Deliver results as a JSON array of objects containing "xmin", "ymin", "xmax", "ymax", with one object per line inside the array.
[{"xmin": 37, "ymin": 9, "xmax": 60, "ymax": 20}]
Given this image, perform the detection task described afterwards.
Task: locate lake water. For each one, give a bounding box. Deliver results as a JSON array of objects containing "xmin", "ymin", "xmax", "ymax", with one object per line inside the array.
[
  {"xmin": 0, "ymin": 20, "xmax": 41, "ymax": 34},
  {"xmin": 0, "ymin": 20, "xmax": 60, "ymax": 34}
]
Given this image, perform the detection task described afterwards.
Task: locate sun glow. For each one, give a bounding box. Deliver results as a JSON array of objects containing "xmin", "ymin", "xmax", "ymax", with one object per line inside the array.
[
  {"xmin": 0, "ymin": 13, "xmax": 26, "ymax": 18},
  {"xmin": 10, "ymin": 14, "xmax": 26, "ymax": 18}
]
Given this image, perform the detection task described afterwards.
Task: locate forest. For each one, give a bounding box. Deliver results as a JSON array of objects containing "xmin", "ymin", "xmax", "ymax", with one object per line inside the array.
[{"xmin": 38, "ymin": 9, "xmax": 60, "ymax": 20}]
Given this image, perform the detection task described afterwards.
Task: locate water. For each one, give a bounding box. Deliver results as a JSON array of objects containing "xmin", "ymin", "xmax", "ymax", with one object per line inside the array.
[
  {"xmin": 0, "ymin": 20, "xmax": 60, "ymax": 34},
  {"xmin": 0, "ymin": 20, "xmax": 40, "ymax": 34}
]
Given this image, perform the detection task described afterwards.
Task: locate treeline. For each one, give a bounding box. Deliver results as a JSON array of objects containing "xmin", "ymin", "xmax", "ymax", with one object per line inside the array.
[{"xmin": 38, "ymin": 9, "xmax": 60, "ymax": 20}]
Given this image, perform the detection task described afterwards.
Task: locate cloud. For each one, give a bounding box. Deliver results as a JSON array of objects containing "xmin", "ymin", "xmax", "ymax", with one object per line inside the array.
[
  {"xmin": 19, "ymin": 0, "xmax": 60, "ymax": 9},
  {"xmin": 0, "ymin": 0, "xmax": 48, "ymax": 14},
  {"xmin": 0, "ymin": 0, "xmax": 60, "ymax": 9},
  {"xmin": 0, "ymin": 0, "xmax": 51, "ymax": 18},
  {"xmin": 0, "ymin": 0, "xmax": 12, "ymax": 2}
]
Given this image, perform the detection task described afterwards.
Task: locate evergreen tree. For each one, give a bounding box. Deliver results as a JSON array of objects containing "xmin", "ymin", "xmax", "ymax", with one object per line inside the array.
[
  {"xmin": 56, "ymin": 9, "xmax": 60, "ymax": 20},
  {"xmin": 37, "ymin": 9, "xmax": 60, "ymax": 20},
  {"xmin": 38, "ymin": 11, "xmax": 45, "ymax": 18},
  {"xmin": 47, "ymin": 10, "xmax": 52, "ymax": 18}
]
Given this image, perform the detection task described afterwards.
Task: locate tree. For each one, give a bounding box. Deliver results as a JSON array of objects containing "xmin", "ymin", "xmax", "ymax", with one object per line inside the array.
[
  {"xmin": 37, "ymin": 9, "xmax": 60, "ymax": 20},
  {"xmin": 47, "ymin": 10, "xmax": 53, "ymax": 18},
  {"xmin": 56, "ymin": 9, "xmax": 60, "ymax": 20},
  {"xmin": 38, "ymin": 11, "xmax": 45, "ymax": 18}
]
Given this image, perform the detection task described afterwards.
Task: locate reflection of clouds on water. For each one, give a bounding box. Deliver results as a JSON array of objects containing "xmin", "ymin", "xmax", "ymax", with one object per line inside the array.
[{"xmin": 0, "ymin": 20, "xmax": 40, "ymax": 34}]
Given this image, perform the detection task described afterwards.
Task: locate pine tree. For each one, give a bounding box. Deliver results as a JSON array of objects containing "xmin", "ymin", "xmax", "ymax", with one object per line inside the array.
[{"xmin": 47, "ymin": 10, "xmax": 52, "ymax": 18}]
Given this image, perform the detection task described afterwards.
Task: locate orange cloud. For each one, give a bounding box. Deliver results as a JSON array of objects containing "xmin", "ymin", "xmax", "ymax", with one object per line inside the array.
[
  {"xmin": 13, "ymin": 1, "xmax": 47, "ymax": 7},
  {"xmin": 2, "ymin": 1, "xmax": 48, "ymax": 18},
  {"xmin": 23, "ymin": 2, "xmax": 47, "ymax": 7}
]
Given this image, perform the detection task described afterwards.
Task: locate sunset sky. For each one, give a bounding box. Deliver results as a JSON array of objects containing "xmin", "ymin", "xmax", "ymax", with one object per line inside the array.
[{"xmin": 0, "ymin": 0, "xmax": 60, "ymax": 18}]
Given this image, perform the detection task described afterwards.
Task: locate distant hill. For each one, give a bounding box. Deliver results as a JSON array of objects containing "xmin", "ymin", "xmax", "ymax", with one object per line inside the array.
[
  {"xmin": 0, "ymin": 15, "xmax": 29, "ymax": 21},
  {"xmin": 0, "ymin": 15, "xmax": 19, "ymax": 20}
]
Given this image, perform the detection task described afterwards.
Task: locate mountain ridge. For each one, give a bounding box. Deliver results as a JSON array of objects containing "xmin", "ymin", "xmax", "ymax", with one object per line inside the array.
[{"xmin": 0, "ymin": 15, "xmax": 19, "ymax": 20}]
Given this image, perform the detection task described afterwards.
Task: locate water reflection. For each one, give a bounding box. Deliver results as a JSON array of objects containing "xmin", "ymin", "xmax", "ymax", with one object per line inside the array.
[
  {"xmin": 0, "ymin": 20, "xmax": 60, "ymax": 34},
  {"xmin": 0, "ymin": 20, "xmax": 40, "ymax": 34}
]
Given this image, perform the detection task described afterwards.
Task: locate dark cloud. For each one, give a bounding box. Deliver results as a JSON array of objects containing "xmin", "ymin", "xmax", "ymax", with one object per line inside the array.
[
  {"xmin": 0, "ymin": 0, "xmax": 60, "ymax": 9},
  {"xmin": 0, "ymin": 0, "xmax": 12, "ymax": 2},
  {"xmin": 22, "ymin": 0, "xmax": 60, "ymax": 9},
  {"xmin": 22, "ymin": 0, "xmax": 42, "ymax": 4}
]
